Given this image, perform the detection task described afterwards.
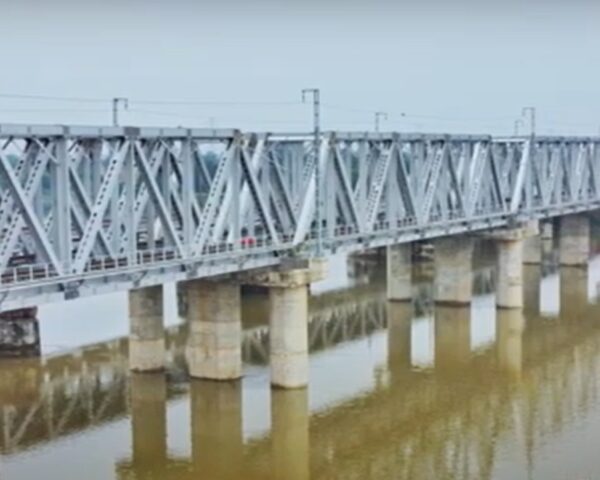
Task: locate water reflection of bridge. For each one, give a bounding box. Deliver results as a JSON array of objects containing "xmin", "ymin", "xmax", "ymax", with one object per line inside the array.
[
  {"xmin": 2, "ymin": 271, "xmax": 457, "ymax": 454},
  {"xmin": 112, "ymin": 267, "xmax": 598, "ymax": 480},
  {"xmin": 1, "ymin": 264, "xmax": 593, "ymax": 480}
]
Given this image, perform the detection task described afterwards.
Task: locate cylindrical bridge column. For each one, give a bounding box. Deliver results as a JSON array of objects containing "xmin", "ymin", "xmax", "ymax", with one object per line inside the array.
[
  {"xmin": 559, "ymin": 214, "xmax": 590, "ymax": 266},
  {"xmin": 270, "ymin": 283, "xmax": 309, "ymax": 389},
  {"xmin": 434, "ymin": 237, "xmax": 473, "ymax": 305},
  {"xmin": 387, "ymin": 244, "xmax": 412, "ymax": 302},
  {"xmin": 496, "ymin": 236, "xmax": 524, "ymax": 309},
  {"xmin": 128, "ymin": 285, "xmax": 165, "ymax": 372},
  {"xmin": 246, "ymin": 260, "xmax": 326, "ymax": 389},
  {"xmin": 186, "ymin": 280, "xmax": 242, "ymax": 381}
]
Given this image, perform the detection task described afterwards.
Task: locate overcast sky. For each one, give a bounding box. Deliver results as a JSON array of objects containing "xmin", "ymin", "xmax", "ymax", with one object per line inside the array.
[{"xmin": 0, "ymin": 0, "xmax": 599, "ymax": 135}]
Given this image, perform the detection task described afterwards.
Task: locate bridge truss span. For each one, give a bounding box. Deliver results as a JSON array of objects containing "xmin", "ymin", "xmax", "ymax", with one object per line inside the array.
[{"xmin": 0, "ymin": 123, "xmax": 599, "ymax": 309}]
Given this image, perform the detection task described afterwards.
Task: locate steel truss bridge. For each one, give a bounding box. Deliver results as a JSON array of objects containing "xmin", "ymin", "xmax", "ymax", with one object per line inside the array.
[{"xmin": 1, "ymin": 123, "xmax": 599, "ymax": 310}]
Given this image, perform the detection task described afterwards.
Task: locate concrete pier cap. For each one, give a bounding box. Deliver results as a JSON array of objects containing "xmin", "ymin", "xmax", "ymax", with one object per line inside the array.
[{"xmin": 244, "ymin": 257, "xmax": 327, "ymax": 389}]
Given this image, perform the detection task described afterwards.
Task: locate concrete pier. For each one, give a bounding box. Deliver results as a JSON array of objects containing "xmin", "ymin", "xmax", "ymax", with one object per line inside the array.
[
  {"xmin": 191, "ymin": 380, "xmax": 243, "ymax": 479},
  {"xmin": 434, "ymin": 237, "xmax": 473, "ymax": 305},
  {"xmin": 270, "ymin": 281, "xmax": 309, "ymax": 389},
  {"xmin": 559, "ymin": 214, "xmax": 590, "ymax": 266},
  {"xmin": 247, "ymin": 260, "xmax": 326, "ymax": 389},
  {"xmin": 271, "ymin": 388, "xmax": 309, "ymax": 480},
  {"xmin": 522, "ymin": 221, "xmax": 542, "ymax": 265},
  {"xmin": 523, "ymin": 265, "xmax": 541, "ymax": 316},
  {"xmin": 496, "ymin": 234, "xmax": 524, "ymax": 309},
  {"xmin": 434, "ymin": 305, "xmax": 471, "ymax": 370},
  {"xmin": 128, "ymin": 286, "xmax": 165, "ymax": 372},
  {"xmin": 186, "ymin": 280, "xmax": 242, "ymax": 380},
  {"xmin": 129, "ymin": 374, "xmax": 167, "ymax": 477},
  {"xmin": 387, "ymin": 244, "xmax": 412, "ymax": 302},
  {"xmin": 496, "ymin": 309, "xmax": 524, "ymax": 379},
  {"xmin": 0, "ymin": 310, "xmax": 40, "ymax": 358}
]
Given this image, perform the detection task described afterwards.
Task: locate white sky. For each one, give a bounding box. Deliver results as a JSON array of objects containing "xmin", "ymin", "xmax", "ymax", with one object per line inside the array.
[{"xmin": 1, "ymin": 0, "xmax": 599, "ymax": 135}]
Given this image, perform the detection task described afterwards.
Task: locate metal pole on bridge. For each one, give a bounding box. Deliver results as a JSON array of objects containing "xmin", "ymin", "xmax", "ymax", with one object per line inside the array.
[
  {"xmin": 375, "ymin": 111, "xmax": 388, "ymax": 132},
  {"xmin": 514, "ymin": 118, "xmax": 524, "ymax": 136},
  {"xmin": 302, "ymin": 88, "xmax": 322, "ymax": 256},
  {"xmin": 522, "ymin": 106, "xmax": 536, "ymax": 136},
  {"xmin": 112, "ymin": 97, "xmax": 129, "ymax": 127}
]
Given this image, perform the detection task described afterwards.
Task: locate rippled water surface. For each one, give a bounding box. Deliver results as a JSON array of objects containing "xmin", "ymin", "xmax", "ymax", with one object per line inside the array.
[{"xmin": 3, "ymin": 244, "xmax": 600, "ymax": 480}]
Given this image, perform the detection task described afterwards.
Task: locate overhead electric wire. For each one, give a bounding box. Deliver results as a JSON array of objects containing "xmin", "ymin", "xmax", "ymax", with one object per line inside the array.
[{"xmin": 0, "ymin": 91, "xmax": 597, "ymax": 134}]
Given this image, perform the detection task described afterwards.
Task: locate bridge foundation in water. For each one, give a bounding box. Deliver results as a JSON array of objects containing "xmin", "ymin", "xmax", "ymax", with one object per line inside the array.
[
  {"xmin": 0, "ymin": 309, "xmax": 40, "ymax": 358},
  {"xmin": 247, "ymin": 259, "xmax": 326, "ymax": 388},
  {"xmin": 522, "ymin": 220, "xmax": 542, "ymax": 264},
  {"xmin": 128, "ymin": 286, "xmax": 165, "ymax": 372},
  {"xmin": 269, "ymin": 274, "xmax": 310, "ymax": 389},
  {"xmin": 186, "ymin": 280, "xmax": 242, "ymax": 381},
  {"xmin": 434, "ymin": 237, "xmax": 473, "ymax": 305},
  {"xmin": 386, "ymin": 244, "xmax": 412, "ymax": 302},
  {"xmin": 559, "ymin": 214, "xmax": 590, "ymax": 266},
  {"xmin": 495, "ymin": 229, "xmax": 525, "ymax": 309}
]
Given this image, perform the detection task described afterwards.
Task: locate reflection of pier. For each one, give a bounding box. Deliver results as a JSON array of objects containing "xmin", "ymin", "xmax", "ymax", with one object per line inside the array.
[
  {"xmin": 245, "ymin": 305, "xmax": 600, "ymax": 480},
  {"xmin": 3, "ymin": 261, "xmax": 598, "ymax": 480},
  {"xmin": 111, "ymin": 296, "xmax": 600, "ymax": 480},
  {"xmin": 0, "ymin": 280, "xmax": 405, "ymax": 454}
]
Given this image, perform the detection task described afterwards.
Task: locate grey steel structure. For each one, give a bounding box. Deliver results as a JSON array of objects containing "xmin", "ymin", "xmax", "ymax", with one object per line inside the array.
[{"xmin": 0, "ymin": 123, "xmax": 599, "ymax": 310}]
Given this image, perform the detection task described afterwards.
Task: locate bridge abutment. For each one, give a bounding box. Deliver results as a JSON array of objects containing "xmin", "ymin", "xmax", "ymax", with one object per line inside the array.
[
  {"xmin": 186, "ymin": 280, "xmax": 242, "ymax": 381},
  {"xmin": 386, "ymin": 244, "xmax": 412, "ymax": 302},
  {"xmin": 434, "ymin": 237, "xmax": 473, "ymax": 305},
  {"xmin": 559, "ymin": 214, "xmax": 590, "ymax": 266},
  {"xmin": 128, "ymin": 286, "xmax": 165, "ymax": 372}
]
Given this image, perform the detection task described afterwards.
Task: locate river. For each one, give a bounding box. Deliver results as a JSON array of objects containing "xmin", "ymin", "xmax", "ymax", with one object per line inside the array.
[{"xmin": 2, "ymin": 241, "xmax": 600, "ymax": 480}]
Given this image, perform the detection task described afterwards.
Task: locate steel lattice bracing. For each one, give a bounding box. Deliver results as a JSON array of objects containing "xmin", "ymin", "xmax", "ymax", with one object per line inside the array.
[{"xmin": 0, "ymin": 124, "xmax": 599, "ymax": 310}]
